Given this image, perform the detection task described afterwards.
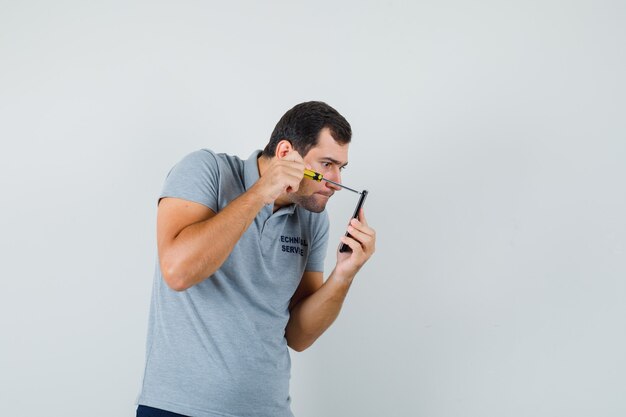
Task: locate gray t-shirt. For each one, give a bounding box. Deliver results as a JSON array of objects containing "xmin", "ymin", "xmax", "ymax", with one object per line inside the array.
[{"xmin": 137, "ymin": 149, "xmax": 330, "ymax": 417}]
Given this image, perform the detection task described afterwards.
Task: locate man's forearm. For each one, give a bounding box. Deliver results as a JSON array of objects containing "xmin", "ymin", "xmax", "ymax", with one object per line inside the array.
[
  {"xmin": 285, "ymin": 271, "xmax": 354, "ymax": 351},
  {"xmin": 160, "ymin": 187, "xmax": 266, "ymax": 290}
]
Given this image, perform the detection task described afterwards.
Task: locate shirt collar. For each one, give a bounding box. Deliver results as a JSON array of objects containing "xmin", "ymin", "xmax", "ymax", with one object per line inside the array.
[
  {"xmin": 243, "ymin": 150, "xmax": 263, "ymax": 191},
  {"xmin": 243, "ymin": 150, "xmax": 296, "ymax": 215}
]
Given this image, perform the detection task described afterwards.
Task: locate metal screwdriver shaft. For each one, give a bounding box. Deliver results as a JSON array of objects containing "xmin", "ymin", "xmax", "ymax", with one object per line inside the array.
[{"xmin": 303, "ymin": 169, "xmax": 362, "ymax": 194}]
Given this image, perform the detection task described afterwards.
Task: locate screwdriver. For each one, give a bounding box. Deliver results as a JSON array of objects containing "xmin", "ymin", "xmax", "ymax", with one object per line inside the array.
[{"xmin": 303, "ymin": 169, "xmax": 361, "ymax": 194}]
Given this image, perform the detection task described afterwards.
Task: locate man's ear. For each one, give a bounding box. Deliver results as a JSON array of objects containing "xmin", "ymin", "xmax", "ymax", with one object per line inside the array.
[{"xmin": 275, "ymin": 139, "xmax": 293, "ymax": 159}]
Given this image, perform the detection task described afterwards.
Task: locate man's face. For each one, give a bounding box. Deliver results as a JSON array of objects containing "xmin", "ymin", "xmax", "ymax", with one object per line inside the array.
[{"xmin": 290, "ymin": 127, "xmax": 349, "ymax": 213}]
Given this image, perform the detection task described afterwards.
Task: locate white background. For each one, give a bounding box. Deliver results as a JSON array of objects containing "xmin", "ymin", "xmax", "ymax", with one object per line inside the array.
[{"xmin": 1, "ymin": 1, "xmax": 625, "ymax": 416}]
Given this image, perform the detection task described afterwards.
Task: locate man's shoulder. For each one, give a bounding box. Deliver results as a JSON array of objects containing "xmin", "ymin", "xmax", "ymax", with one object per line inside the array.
[
  {"xmin": 179, "ymin": 149, "xmax": 245, "ymax": 172},
  {"xmin": 185, "ymin": 148, "xmax": 238, "ymax": 163}
]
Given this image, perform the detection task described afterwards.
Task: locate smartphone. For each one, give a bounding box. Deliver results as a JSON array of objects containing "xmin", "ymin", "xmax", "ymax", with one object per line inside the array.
[{"xmin": 339, "ymin": 190, "xmax": 369, "ymax": 253}]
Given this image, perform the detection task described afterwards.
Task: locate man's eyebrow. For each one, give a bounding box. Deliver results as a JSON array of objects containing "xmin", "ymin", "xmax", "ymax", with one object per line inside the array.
[{"xmin": 320, "ymin": 157, "xmax": 348, "ymax": 167}]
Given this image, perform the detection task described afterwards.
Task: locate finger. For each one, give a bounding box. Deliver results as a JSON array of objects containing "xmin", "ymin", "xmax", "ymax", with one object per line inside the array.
[
  {"xmin": 276, "ymin": 161, "xmax": 304, "ymax": 180},
  {"xmin": 283, "ymin": 162, "xmax": 305, "ymax": 176},
  {"xmin": 283, "ymin": 150, "xmax": 303, "ymax": 163},
  {"xmin": 282, "ymin": 159, "xmax": 305, "ymax": 175},
  {"xmin": 346, "ymin": 224, "xmax": 373, "ymax": 246},
  {"xmin": 348, "ymin": 219, "xmax": 376, "ymax": 256},
  {"xmin": 350, "ymin": 217, "xmax": 375, "ymax": 237},
  {"xmin": 285, "ymin": 177, "xmax": 302, "ymax": 193},
  {"xmin": 339, "ymin": 235, "xmax": 363, "ymax": 255}
]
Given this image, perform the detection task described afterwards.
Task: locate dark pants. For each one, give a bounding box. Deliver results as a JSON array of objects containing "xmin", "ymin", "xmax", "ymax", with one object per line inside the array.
[{"xmin": 136, "ymin": 405, "xmax": 190, "ymax": 417}]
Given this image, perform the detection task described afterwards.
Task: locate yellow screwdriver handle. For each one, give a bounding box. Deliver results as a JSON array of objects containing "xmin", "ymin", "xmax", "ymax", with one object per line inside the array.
[{"xmin": 303, "ymin": 169, "xmax": 323, "ymax": 182}]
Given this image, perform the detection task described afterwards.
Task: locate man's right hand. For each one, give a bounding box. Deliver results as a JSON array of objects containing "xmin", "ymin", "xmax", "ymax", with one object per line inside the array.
[{"xmin": 253, "ymin": 150, "xmax": 305, "ymax": 204}]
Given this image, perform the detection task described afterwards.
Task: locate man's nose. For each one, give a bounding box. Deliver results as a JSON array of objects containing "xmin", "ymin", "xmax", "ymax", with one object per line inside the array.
[{"xmin": 324, "ymin": 171, "xmax": 343, "ymax": 191}]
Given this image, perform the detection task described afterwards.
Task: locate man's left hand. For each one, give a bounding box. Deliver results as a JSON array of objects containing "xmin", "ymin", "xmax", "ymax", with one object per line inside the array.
[{"xmin": 334, "ymin": 208, "xmax": 376, "ymax": 280}]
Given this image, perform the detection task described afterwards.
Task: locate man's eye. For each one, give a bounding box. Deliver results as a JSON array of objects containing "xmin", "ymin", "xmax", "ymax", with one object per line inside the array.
[
  {"xmin": 339, "ymin": 165, "xmax": 347, "ymax": 171},
  {"xmin": 322, "ymin": 162, "xmax": 332, "ymax": 168}
]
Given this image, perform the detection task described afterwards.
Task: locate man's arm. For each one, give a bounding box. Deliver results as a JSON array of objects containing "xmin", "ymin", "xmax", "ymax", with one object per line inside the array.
[
  {"xmin": 158, "ymin": 193, "xmax": 264, "ymax": 291},
  {"xmin": 159, "ymin": 151, "xmax": 305, "ymax": 291},
  {"xmin": 285, "ymin": 209, "xmax": 376, "ymax": 351}
]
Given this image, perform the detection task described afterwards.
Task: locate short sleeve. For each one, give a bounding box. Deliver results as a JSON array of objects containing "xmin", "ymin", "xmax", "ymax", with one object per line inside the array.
[
  {"xmin": 159, "ymin": 149, "xmax": 220, "ymax": 212},
  {"xmin": 305, "ymin": 211, "xmax": 330, "ymax": 272}
]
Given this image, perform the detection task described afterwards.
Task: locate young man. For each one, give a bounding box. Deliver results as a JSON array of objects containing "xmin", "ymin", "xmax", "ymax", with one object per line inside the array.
[{"xmin": 136, "ymin": 101, "xmax": 376, "ymax": 417}]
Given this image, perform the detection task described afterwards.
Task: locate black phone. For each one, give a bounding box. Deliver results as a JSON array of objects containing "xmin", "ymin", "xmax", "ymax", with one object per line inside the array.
[{"xmin": 339, "ymin": 190, "xmax": 369, "ymax": 253}]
